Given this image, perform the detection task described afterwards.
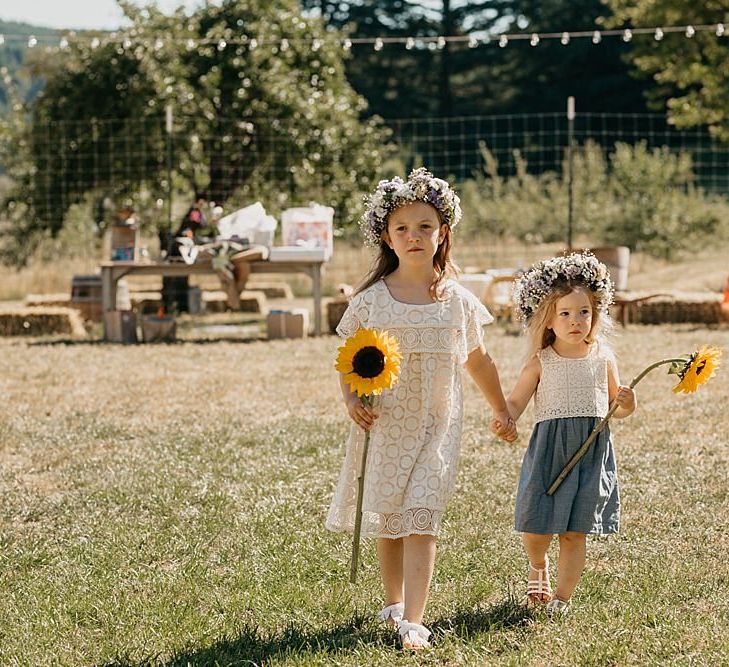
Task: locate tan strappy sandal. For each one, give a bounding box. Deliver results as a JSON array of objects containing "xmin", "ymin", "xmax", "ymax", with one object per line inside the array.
[{"xmin": 526, "ymin": 556, "xmax": 552, "ymax": 605}]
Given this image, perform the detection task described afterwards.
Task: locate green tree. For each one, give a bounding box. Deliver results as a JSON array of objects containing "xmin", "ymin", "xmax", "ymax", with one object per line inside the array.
[
  {"xmin": 505, "ymin": 0, "xmax": 652, "ymax": 113},
  {"xmin": 2, "ymin": 0, "xmax": 389, "ymax": 261},
  {"xmin": 605, "ymin": 0, "xmax": 729, "ymax": 139}
]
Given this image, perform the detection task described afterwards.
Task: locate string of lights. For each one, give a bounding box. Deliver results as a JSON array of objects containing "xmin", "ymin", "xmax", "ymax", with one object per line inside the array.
[{"xmin": 0, "ymin": 22, "xmax": 725, "ymax": 52}]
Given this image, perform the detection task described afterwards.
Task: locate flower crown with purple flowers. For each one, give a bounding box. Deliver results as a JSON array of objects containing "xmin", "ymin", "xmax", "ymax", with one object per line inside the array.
[
  {"xmin": 360, "ymin": 167, "xmax": 462, "ymax": 247},
  {"xmin": 513, "ymin": 252, "xmax": 615, "ymax": 322}
]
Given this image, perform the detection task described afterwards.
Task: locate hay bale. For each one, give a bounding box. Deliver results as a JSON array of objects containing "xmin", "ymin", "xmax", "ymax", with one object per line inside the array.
[
  {"xmin": 246, "ymin": 281, "xmax": 294, "ymax": 300},
  {"xmin": 201, "ymin": 290, "xmax": 228, "ymax": 313},
  {"xmin": 130, "ymin": 291, "xmax": 164, "ymax": 315},
  {"xmin": 631, "ymin": 292, "xmax": 722, "ymax": 325},
  {"xmin": 0, "ymin": 307, "xmax": 87, "ymax": 337},
  {"xmin": 25, "ymin": 294, "xmax": 71, "ymax": 308},
  {"xmin": 202, "ymin": 290, "xmax": 266, "ymax": 313}
]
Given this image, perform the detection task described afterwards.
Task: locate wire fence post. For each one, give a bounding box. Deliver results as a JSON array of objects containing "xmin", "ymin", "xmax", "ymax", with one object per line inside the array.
[
  {"xmin": 566, "ymin": 96, "xmax": 576, "ymax": 250},
  {"xmin": 165, "ymin": 104, "xmax": 173, "ymax": 232}
]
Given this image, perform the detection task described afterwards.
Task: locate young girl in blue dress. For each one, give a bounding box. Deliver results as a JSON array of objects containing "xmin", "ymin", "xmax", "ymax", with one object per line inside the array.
[
  {"xmin": 493, "ymin": 253, "xmax": 636, "ymax": 615},
  {"xmin": 327, "ymin": 168, "xmax": 516, "ymax": 648}
]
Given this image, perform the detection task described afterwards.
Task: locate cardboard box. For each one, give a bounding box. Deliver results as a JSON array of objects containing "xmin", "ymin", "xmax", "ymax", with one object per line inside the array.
[
  {"xmin": 268, "ymin": 246, "xmax": 327, "ymax": 263},
  {"xmin": 267, "ymin": 308, "xmax": 309, "ymax": 339},
  {"xmin": 281, "ymin": 205, "xmax": 334, "ymax": 259}
]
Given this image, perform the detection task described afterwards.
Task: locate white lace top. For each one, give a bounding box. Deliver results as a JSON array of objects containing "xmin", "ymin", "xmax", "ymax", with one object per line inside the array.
[
  {"xmin": 533, "ymin": 344, "xmax": 612, "ymax": 423},
  {"xmin": 326, "ymin": 278, "xmax": 493, "ymax": 539}
]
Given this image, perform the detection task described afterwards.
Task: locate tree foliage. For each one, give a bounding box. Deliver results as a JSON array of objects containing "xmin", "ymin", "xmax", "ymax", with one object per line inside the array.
[
  {"xmin": 301, "ymin": 0, "xmax": 653, "ymax": 117},
  {"xmin": 605, "ymin": 0, "xmax": 729, "ymax": 139},
  {"xmin": 1, "ymin": 0, "xmax": 389, "ymax": 260}
]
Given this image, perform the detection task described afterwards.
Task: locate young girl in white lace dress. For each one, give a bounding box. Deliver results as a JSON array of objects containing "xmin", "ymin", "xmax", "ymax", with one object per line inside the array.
[
  {"xmin": 492, "ymin": 253, "xmax": 636, "ymax": 616},
  {"xmin": 326, "ymin": 168, "xmax": 516, "ymax": 649}
]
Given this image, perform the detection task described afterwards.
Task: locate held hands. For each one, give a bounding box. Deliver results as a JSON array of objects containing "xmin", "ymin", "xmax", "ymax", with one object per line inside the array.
[
  {"xmin": 490, "ymin": 409, "xmax": 518, "ymax": 443},
  {"xmin": 346, "ymin": 396, "xmax": 379, "ymax": 431}
]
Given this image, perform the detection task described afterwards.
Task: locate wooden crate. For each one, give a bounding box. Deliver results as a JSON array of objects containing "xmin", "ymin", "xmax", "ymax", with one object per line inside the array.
[{"xmin": 71, "ymin": 275, "xmax": 130, "ymax": 322}]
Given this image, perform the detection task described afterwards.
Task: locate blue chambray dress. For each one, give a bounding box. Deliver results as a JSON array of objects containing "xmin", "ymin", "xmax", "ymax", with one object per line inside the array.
[{"xmin": 514, "ymin": 344, "xmax": 620, "ymax": 535}]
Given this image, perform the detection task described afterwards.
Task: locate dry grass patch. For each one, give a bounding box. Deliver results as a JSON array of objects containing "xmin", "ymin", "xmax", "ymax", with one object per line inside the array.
[{"xmin": 0, "ymin": 325, "xmax": 727, "ymax": 665}]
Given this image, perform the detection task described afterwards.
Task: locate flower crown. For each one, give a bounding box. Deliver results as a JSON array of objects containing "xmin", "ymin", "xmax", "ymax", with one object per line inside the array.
[
  {"xmin": 360, "ymin": 167, "xmax": 462, "ymax": 247},
  {"xmin": 513, "ymin": 252, "xmax": 615, "ymax": 322}
]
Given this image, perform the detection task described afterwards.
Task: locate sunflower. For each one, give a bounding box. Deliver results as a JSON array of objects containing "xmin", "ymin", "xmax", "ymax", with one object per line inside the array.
[
  {"xmin": 335, "ymin": 328, "xmax": 402, "ymax": 397},
  {"xmin": 671, "ymin": 345, "xmax": 722, "ymax": 394}
]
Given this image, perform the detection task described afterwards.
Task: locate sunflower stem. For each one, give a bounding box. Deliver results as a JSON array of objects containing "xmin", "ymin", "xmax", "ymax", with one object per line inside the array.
[
  {"xmin": 350, "ymin": 395, "xmax": 373, "ymax": 583},
  {"xmin": 546, "ymin": 357, "xmax": 686, "ymax": 497}
]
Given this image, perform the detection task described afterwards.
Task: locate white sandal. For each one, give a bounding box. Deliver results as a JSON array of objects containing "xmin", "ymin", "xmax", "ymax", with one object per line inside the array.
[
  {"xmin": 526, "ymin": 557, "xmax": 552, "ymax": 605},
  {"xmin": 378, "ymin": 602, "xmax": 404, "ymax": 626},
  {"xmin": 398, "ymin": 619, "xmax": 431, "ymax": 650},
  {"xmin": 546, "ymin": 597, "xmax": 570, "ymax": 617}
]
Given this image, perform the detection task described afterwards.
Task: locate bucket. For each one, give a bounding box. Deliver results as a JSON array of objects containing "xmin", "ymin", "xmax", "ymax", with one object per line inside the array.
[{"xmin": 590, "ymin": 246, "xmax": 630, "ymax": 291}]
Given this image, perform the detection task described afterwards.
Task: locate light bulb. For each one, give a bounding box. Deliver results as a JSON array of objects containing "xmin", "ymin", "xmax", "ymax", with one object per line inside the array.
[
  {"xmin": 530, "ymin": 33, "xmax": 539, "ymax": 46},
  {"xmin": 561, "ymin": 32, "xmax": 570, "ymax": 45}
]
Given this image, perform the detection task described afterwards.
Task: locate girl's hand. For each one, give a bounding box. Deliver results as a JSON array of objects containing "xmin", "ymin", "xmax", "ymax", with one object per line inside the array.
[
  {"xmin": 614, "ymin": 385, "xmax": 636, "ymax": 411},
  {"xmin": 346, "ymin": 397, "xmax": 378, "ymax": 431},
  {"xmin": 490, "ymin": 410, "xmax": 517, "ymax": 443}
]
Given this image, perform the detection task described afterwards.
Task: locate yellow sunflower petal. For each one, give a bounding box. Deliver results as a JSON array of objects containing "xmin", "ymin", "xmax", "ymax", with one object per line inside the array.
[
  {"xmin": 672, "ymin": 345, "xmax": 722, "ymax": 394},
  {"xmin": 335, "ymin": 328, "xmax": 402, "ymax": 397}
]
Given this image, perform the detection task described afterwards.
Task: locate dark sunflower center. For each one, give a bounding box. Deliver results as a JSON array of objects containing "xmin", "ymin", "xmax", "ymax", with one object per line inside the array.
[
  {"xmin": 695, "ymin": 359, "xmax": 707, "ymax": 376},
  {"xmin": 352, "ymin": 346, "xmax": 386, "ymax": 378}
]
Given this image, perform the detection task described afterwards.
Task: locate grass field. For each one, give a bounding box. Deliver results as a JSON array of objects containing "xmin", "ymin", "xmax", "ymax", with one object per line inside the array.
[{"xmin": 1, "ymin": 323, "xmax": 727, "ymax": 665}]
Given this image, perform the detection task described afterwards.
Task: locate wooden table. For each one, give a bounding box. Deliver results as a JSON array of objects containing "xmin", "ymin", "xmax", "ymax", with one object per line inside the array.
[{"xmin": 100, "ymin": 256, "xmax": 326, "ymax": 338}]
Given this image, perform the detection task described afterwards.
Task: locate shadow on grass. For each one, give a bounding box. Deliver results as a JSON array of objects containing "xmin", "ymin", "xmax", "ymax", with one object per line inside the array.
[
  {"xmin": 430, "ymin": 595, "xmax": 537, "ymax": 638},
  {"xmin": 102, "ymin": 597, "xmax": 536, "ymax": 666}
]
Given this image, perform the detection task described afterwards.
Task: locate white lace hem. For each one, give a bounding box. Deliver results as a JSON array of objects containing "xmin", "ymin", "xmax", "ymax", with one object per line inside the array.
[{"xmin": 326, "ymin": 506, "xmax": 443, "ymax": 539}]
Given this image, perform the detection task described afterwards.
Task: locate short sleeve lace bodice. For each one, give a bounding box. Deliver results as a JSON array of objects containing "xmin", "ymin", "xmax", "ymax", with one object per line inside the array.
[
  {"xmin": 336, "ymin": 279, "xmax": 493, "ymax": 363},
  {"xmin": 533, "ymin": 345, "xmax": 610, "ymax": 422}
]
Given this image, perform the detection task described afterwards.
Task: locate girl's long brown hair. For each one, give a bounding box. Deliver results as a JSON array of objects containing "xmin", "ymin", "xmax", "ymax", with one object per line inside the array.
[{"xmin": 355, "ymin": 213, "xmax": 458, "ymax": 301}]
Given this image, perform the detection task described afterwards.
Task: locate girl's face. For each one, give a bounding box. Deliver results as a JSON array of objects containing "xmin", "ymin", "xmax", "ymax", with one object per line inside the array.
[
  {"xmin": 383, "ymin": 201, "xmax": 445, "ymax": 265},
  {"xmin": 549, "ymin": 288, "xmax": 594, "ymax": 347}
]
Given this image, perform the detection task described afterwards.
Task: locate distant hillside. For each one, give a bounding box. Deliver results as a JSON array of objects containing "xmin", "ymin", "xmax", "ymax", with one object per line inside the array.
[{"xmin": 0, "ymin": 20, "xmax": 59, "ymax": 113}]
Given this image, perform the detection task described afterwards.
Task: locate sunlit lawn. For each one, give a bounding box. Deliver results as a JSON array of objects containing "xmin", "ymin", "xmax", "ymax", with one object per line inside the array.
[{"xmin": 0, "ymin": 324, "xmax": 728, "ymax": 665}]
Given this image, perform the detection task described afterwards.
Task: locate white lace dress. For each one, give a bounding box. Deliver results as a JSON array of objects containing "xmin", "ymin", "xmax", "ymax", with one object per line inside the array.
[{"xmin": 326, "ymin": 278, "xmax": 493, "ymax": 539}]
